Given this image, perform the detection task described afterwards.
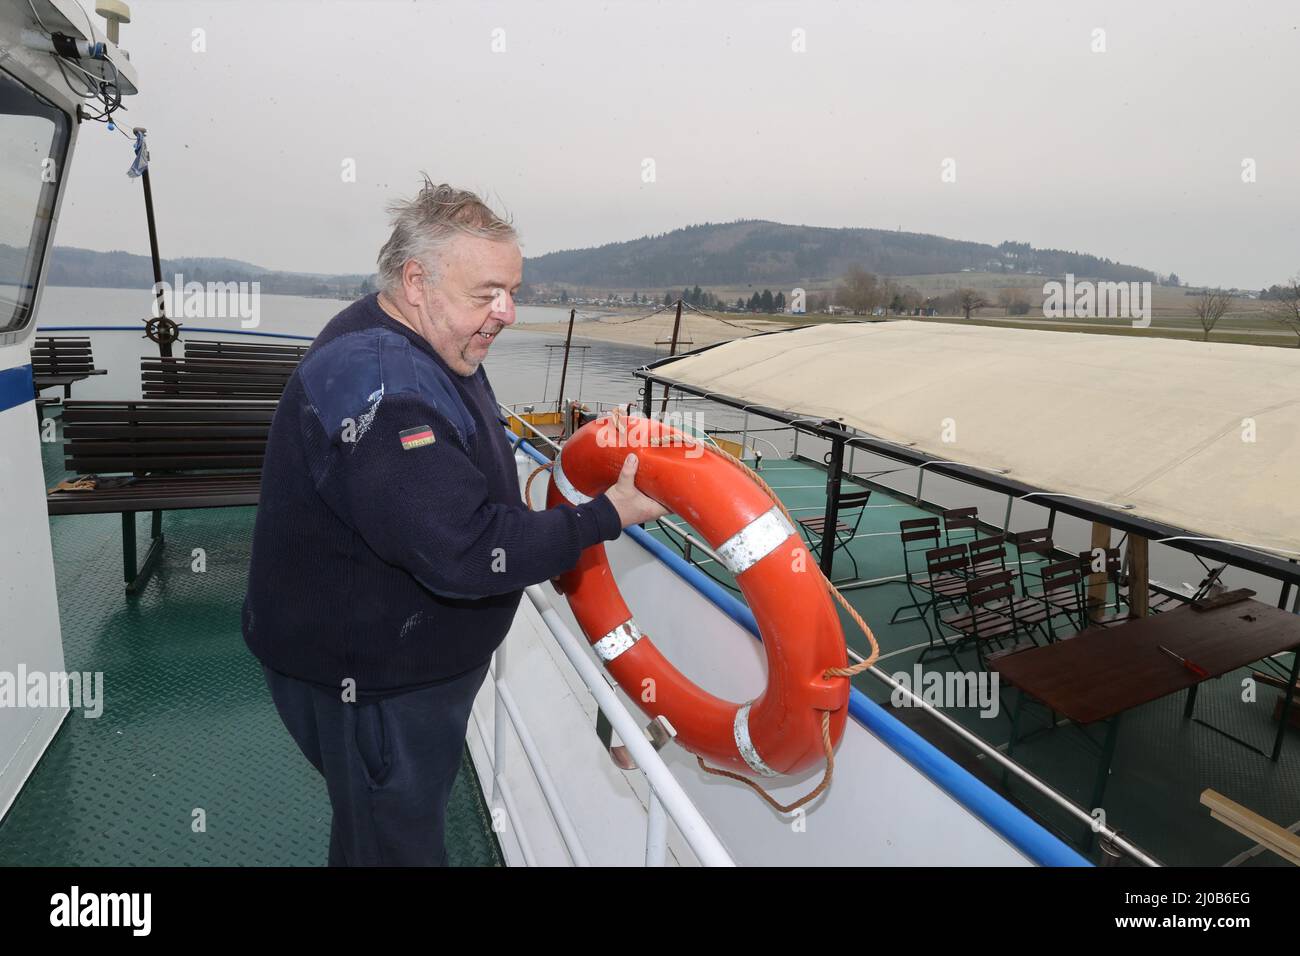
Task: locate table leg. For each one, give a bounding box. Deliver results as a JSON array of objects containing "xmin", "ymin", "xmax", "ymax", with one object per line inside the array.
[
  {"xmin": 1271, "ymin": 649, "xmax": 1300, "ymax": 762},
  {"xmin": 1001, "ymin": 690, "xmax": 1026, "ymax": 791},
  {"xmin": 1183, "ymin": 682, "xmax": 1199, "ymax": 720},
  {"xmin": 1089, "ymin": 713, "xmax": 1122, "ymax": 814}
]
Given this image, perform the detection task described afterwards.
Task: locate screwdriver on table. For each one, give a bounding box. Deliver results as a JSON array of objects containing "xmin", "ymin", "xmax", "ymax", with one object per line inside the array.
[{"xmin": 1158, "ymin": 644, "xmax": 1209, "ymax": 678}]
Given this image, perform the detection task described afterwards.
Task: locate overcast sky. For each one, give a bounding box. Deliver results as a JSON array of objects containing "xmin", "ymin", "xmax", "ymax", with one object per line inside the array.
[{"xmin": 51, "ymin": 0, "xmax": 1300, "ymax": 289}]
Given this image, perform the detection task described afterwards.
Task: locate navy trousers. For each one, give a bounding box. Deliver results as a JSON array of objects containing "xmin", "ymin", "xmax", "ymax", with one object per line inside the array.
[{"xmin": 262, "ymin": 661, "xmax": 491, "ymax": 866}]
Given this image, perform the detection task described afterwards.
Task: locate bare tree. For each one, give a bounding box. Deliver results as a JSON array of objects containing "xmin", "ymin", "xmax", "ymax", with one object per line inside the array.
[
  {"xmin": 894, "ymin": 285, "xmax": 923, "ymax": 314},
  {"xmin": 1192, "ymin": 289, "xmax": 1233, "ymax": 341},
  {"xmin": 997, "ymin": 287, "xmax": 1032, "ymax": 316},
  {"xmin": 957, "ymin": 288, "xmax": 989, "ymax": 320},
  {"xmin": 1264, "ymin": 276, "xmax": 1300, "ymax": 346},
  {"xmin": 836, "ymin": 267, "xmax": 882, "ymax": 315}
]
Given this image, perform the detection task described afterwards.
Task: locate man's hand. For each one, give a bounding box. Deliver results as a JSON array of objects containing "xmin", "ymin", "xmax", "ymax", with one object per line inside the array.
[{"xmin": 605, "ymin": 454, "xmax": 670, "ymax": 527}]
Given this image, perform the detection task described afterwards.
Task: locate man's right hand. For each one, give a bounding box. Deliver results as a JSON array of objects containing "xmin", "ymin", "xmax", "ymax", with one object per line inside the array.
[{"xmin": 605, "ymin": 453, "xmax": 670, "ymax": 527}]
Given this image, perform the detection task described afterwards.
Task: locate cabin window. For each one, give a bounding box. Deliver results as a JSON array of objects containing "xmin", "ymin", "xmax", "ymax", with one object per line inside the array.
[{"xmin": 0, "ymin": 67, "xmax": 71, "ymax": 335}]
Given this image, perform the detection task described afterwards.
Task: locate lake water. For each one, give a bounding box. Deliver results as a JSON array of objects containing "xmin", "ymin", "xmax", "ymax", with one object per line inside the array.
[{"xmin": 34, "ymin": 285, "xmax": 661, "ymax": 409}]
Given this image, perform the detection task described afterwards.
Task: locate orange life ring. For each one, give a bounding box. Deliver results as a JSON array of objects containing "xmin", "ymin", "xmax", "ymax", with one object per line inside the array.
[{"xmin": 546, "ymin": 414, "xmax": 850, "ymax": 777}]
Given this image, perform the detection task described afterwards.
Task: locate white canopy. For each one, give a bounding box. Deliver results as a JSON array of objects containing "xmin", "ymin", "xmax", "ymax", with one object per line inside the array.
[{"xmin": 652, "ymin": 320, "xmax": 1300, "ymax": 560}]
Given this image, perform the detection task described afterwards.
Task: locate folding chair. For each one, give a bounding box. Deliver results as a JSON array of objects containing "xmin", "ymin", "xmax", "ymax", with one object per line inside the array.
[
  {"xmin": 1077, "ymin": 547, "xmax": 1129, "ymax": 625},
  {"xmin": 797, "ymin": 488, "xmax": 871, "ymax": 581},
  {"xmin": 942, "ymin": 506, "xmax": 980, "ymax": 547},
  {"xmin": 1149, "ymin": 565, "xmax": 1227, "ymax": 614},
  {"xmin": 891, "ymin": 517, "xmax": 942, "ymax": 635},
  {"xmin": 1020, "ymin": 558, "xmax": 1089, "ymax": 640},
  {"xmin": 967, "ymin": 534, "xmax": 1019, "ymax": 582},
  {"xmin": 939, "ymin": 570, "xmax": 1034, "ymax": 670},
  {"xmin": 1008, "ymin": 528, "xmax": 1054, "ymax": 594},
  {"xmin": 917, "ymin": 544, "xmax": 972, "ymax": 663}
]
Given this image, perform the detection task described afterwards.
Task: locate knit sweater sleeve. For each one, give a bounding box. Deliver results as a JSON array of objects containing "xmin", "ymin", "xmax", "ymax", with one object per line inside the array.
[{"xmin": 306, "ymin": 391, "xmax": 622, "ymax": 599}]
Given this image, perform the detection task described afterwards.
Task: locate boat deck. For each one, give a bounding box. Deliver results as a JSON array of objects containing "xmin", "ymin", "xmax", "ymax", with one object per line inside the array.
[
  {"xmin": 645, "ymin": 455, "xmax": 1300, "ymax": 867},
  {"xmin": 0, "ymin": 427, "xmax": 502, "ymax": 866},
  {"xmin": 6, "ymin": 422, "xmax": 1296, "ymax": 866}
]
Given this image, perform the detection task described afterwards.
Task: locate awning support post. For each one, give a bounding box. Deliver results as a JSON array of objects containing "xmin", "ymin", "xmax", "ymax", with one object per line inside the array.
[
  {"xmin": 1126, "ymin": 534, "xmax": 1150, "ymax": 618},
  {"xmin": 820, "ymin": 435, "xmax": 846, "ymax": 576},
  {"xmin": 1088, "ymin": 522, "xmax": 1112, "ymax": 623}
]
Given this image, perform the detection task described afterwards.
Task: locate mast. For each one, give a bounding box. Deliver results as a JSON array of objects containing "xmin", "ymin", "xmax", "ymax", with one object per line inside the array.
[
  {"xmin": 134, "ymin": 127, "xmax": 177, "ymax": 358},
  {"xmin": 658, "ymin": 298, "xmax": 683, "ymax": 415},
  {"xmin": 556, "ymin": 307, "xmax": 576, "ymax": 414}
]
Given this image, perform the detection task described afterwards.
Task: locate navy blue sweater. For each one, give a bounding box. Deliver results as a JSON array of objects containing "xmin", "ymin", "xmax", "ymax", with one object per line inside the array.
[{"xmin": 242, "ymin": 294, "xmax": 622, "ymax": 698}]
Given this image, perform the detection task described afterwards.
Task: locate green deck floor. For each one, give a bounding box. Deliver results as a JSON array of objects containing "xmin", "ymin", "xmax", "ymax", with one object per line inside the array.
[
  {"xmin": 0, "ymin": 418, "xmax": 502, "ymax": 866},
  {"xmin": 648, "ymin": 456, "xmax": 1300, "ymax": 867}
]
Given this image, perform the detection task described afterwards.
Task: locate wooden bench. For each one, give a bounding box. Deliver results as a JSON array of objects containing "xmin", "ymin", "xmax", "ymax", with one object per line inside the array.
[
  {"xmin": 183, "ymin": 338, "xmax": 310, "ymax": 361},
  {"xmin": 142, "ymin": 354, "xmax": 299, "ymax": 400},
  {"xmin": 31, "ymin": 336, "xmax": 107, "ymax": 401},
  {"xmin": 47, "ymin": 399, "xmax": 275, "ymax": 593}
]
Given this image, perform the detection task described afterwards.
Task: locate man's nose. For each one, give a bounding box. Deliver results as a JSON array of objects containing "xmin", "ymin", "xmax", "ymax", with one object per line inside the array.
[{"xmin": 492, "ymin": 292, "xmax": 517, "ymax": 326}]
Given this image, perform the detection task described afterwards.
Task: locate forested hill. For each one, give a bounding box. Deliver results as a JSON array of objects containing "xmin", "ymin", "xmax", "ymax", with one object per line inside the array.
[
  {"xmin": 13, "ymin": 219, "xmax": 1157, "ymax": 296},
  {"xmin": 522, "ymin": 220, "xmax": 1157, "ymax": 287},
  {"xmin": 2, "ymin": 244, "xmax": 371, "ymax": 297}
]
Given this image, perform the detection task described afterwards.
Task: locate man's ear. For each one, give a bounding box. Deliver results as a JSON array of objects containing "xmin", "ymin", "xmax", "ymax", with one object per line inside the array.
[{"xmin": 400, "ymin": 259, "xmax": 428, "ymax": 308}]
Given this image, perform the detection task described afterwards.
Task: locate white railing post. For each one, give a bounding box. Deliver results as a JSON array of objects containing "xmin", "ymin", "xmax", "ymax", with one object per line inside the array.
[
  {"xmin": 645, "ymin": 791, "xmax": 668, "ymax": 866},
  {"xmin": 492, "ymin": 639, "xmax": 508, "ymax": 805},
  {"xmin": 524, "ymin": 584, "xmax": 735, "ymax": 866}
]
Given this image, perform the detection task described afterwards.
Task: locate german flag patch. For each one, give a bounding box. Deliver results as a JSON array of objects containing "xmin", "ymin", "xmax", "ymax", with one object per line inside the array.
[{"xmin": 399, "ymin": 425, "xmax": 435, "ymax": 451}]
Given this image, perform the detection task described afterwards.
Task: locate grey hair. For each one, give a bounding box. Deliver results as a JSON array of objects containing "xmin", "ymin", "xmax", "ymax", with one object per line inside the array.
[{"xmin": 376, "ymin": 176, "xmax": 517, "ymax": 296}]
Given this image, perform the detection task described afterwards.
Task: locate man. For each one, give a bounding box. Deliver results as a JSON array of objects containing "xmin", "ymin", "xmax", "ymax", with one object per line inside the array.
[{"xmin": 242, "ymin": 178, "xmax": 667, "ymax": 866}]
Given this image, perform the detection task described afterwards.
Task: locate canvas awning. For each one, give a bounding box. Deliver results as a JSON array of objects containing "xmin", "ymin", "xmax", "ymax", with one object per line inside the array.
[{"xmin": 645, "ymin": 320, "xmax": 1300, "ymax": 566}]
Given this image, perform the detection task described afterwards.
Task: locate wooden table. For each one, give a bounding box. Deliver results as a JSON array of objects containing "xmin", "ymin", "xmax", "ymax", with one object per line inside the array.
[{"xmin": 991, "ymin": 599, "xmax": 1300, "ymax": 811}]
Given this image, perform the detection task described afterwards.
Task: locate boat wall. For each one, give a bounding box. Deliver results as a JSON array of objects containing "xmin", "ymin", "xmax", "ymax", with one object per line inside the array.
[
  {"xmin": 0, "ymin": 3, "xmax": 87, "ymax": 819},
  {"xmin": 0, "ymin": 366, "xmax": 70, "ymax": 820}
]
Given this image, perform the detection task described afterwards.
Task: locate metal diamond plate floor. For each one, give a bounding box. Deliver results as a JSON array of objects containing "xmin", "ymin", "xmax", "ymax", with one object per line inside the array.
[{"xmin": 0, "ymin": 423, "xmax": 503, "ymax": 866}]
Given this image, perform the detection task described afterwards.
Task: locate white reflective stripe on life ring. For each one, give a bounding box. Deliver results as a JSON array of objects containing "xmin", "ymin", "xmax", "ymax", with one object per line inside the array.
[
  {"xmin": 593, "ymin": 619, "xmax": 642, "ymax": 662},
  {"xmin": 733, "ymin": 701, "xmax": 778, "ymax": 777},
  {"xmin": 715, "ymin": 506, "xmax": 796, "ymax": 575},
  {"xmin": 552, "ymin": 456, "xmax": 593, "ymax": 505}
]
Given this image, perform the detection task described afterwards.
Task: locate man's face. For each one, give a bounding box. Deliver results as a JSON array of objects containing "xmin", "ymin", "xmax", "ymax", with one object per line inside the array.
[{"xmin": 414, "ymin": 236, "xmax": 522, "ymax": 376}]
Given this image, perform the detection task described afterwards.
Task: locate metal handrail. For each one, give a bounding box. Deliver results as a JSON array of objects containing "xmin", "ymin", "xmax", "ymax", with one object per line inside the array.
[
  {"xmin": 521, "ymin": 584, "xmax": 734, "ymax": 866},
  {"xmin": 851, "ymin": 647, "xmax": 1160, "ymax": 866},
  {"xmin": 483, "ymin": 634, "xmax": 591, "ymax": 866},
  {"xmin": 490, "ymin": 429, "xmax": 734, "ymax": 866},
  {"xmin": 500, "ymin": 404, "xmax": 563, "ymax": 452}
]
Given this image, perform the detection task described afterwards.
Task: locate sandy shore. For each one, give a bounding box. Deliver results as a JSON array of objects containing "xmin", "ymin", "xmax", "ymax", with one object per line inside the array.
[{"xmin": 523, "ymin": 308, "xmax": 790, "ymax": 350}]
